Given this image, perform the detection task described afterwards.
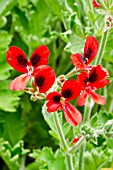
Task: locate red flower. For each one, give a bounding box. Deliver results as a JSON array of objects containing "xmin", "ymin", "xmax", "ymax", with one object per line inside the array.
[
  {"xmin": 33, "ymin": 65, "xmax": 55, "ymax": 93},
  {"xmin": 77, "ymin": 65, "xmax": 110, "ymax": 106},
  {"xmin": 6, "ymin": 45, "xmax": 52, "ymax": 90},
  {"xmin": 93, "ymin": 0, "xmax": 101, "ymax": 7},
  {"xmin": 46, "ymin": 79, "xmax": 82, "ymax": 126},
  {"xmin": 70, "ymin": 36, "xmax": 98, "ymax": 70}
]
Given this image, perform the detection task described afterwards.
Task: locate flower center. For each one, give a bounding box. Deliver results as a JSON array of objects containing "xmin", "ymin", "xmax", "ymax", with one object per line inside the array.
[
  {"xmin": 27, "ymin": 65, "xmax": 34, "ymax": 75},
  {"xmin": 60, "ymin": 97, "xmax": 65, "ymax": 105}
]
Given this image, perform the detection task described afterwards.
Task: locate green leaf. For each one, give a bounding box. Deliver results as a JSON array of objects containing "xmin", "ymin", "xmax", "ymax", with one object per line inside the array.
[
  {"xmin": 90, "ymin": 113, "xmax": 99, "ymax": 127},
  {"xmin": 28, "ymin": 147, "xmax": 66, "ymax": 170},
  {"xmin": 1, "ymin": 111, "xmax": 26, "ymax": 145},
  {"xmin": 63, "ymin": 33, "xmax": 85, "ymax": 54},
  {"xmin": 0, "ymin": 0, "xmax": 17, "ymax": 16},
  {"xmin": 44, "ymin": 0, "xmax": 72, "ymax": 20},
  {"xmin": 0, "ymin": 16, "xmax": 7, "ymax": 28},
  {"xmin": 0, "ymin": 89, "xmax": 23, "ymax": 113},
  {"xmin": 84, "ymin": 149, "xmax": 107, "ymax": 170},
  {"xmin": 63, "ymin": 122, "xmax": 71, "ymax": 136},
  {"xmin": 0, "ymin": 138, "xmax": 29, "ymax": 170}
]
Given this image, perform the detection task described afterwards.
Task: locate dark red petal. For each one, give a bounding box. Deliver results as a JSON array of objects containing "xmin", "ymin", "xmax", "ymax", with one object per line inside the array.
[
  {"xmin": 30, "ymin": 45, "xmax": 50, "ymax": 68},
  {"xmin": 77, "ymin": 72, "xmax": 88, "ymax": 90},
  {"xmin": 47, "ymin": 103, "xmax": 62, "ymax": 112},
  {"xmin": 6, "ymin": 46, "xmax": 29, "ymax": 73},
  {"xmin": 84, "ymin": 36, "xmax": 98, "ymax": 64},
  {"xmin": 86, "ymin": 88, "xmax": 106, "ymax": 105},
  {"xmin": 88, "ymin": 65, "xmax": 109, "ymax": 88},
  {"xmin": 72, "ymin": 136, "xmax": 82, "ymax": 144},
  {"xmin": 93, "ymin": 0, "xmax": 101, "ymax": 7},
  {"xmin": 62, "ymin": 79, "xmax": 81, "ymax": 101},
  {"xmin": 89, "ymin": 65, "xmax": 109, "ymax": 81},
  {"xmin": 34, "ymin": 65, "xmax": 55, "ymax": 93},
  {"xmin": 70, "ymin": 53, "xmax": 86, "ymax": 70},
  {"xmin": 62, "ymin": 102, "xmax": 82, "ymax": 127},
  {"xmin": 46, "ymin": 92, "xmax": 62, "ymax": 112},
  {"xmin": 90, "ymin": 79, "xmax": 110, "ymax": 89},
  {"xmin": 46, "ymin": 91, "xmax": 61, "ymax": 101},
  {"xmin": 9, "ymin": 74, "xmax": 31, "ymax": 90},
  {"xmin": 77, "ymin": 91, "xmax": 87, "ymax": 106}
]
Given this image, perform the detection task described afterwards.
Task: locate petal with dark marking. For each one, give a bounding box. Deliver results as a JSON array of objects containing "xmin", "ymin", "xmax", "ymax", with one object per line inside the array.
[
  {"xmin": 34, "ymin": 65, "xmax": 55, "ymax": 93},
  {"xmin": 70, "ymin": 53, "xmax": 86, "ymax": 69},
  {"xmin": 46, "ymin": 92, "xmax": 62, "ymax": 112},
  {"xmin": 6, "ymin": 46, "xmax": 29, "ymax": 73},
  {"xmin": 62, "ymin": 79, "xmax": 81, "ymax": 101},
  {"xmin": 77, "ymin": 72, "xmax": 89, "ymax": 90},
  {"xmin": 88, "ymin": 65, "xmax": 110, "ymax": 88},
  {"xmin": 30, "ymin": 45, "xmax": 50, "ymax": 68},
  {"xmin": 84, "ymin": 36, "xmax": 98, "ymax": 64}
]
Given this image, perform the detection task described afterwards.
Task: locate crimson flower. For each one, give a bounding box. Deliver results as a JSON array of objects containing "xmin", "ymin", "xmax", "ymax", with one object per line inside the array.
[
  {"xmin": 46, "ymin": 79, "xmax": 82, "ymax": 126},
  {"xmin": 93, "ymin": 0, "xmax": 101, "ymax": 7},
  {"xmin": 70, "ymin": 36, "xmax": 98, "ymax": 70},
  {"xmin": 77, "ymin": 65, "xmax": 110, "ymax": 106},
  {"xmin": 6, "ymin": 45, "xmax": 52, "ymax": 90}
]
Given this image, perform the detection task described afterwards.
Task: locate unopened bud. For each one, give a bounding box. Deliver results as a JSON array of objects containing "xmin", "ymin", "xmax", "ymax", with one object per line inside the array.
[
  {"xmin": 24, "ymin": 88, "xmax": 35, "ymax": 94},
  {"xmin": 105, "ymin": 15, "xmax": 113, "ymax": 31},
  {"xmin": 57, "ymin": 75, "xmax": 67, "ymax": 86},
  {"xmin": 30, "ymin": 95, "xmax": 37, "ymax": 101}
]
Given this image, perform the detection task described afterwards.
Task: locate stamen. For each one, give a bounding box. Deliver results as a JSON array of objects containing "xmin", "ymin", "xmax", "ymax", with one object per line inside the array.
[
  {"xmin": 27, "ymin": 65, "xmax": 34, "ymax": 75},
  {"xmin": 60, "ymin": 97, "xmax": 65, "ymax": 105}
]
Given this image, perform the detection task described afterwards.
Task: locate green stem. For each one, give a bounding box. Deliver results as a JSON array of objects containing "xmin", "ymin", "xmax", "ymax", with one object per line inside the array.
[
  {"xmin": 19, "ymin": 156, "xmax": 25, "ymax": 170},
  {"xmin": 87, "ymin": 0, "xmax": 93, "ymax": 12},
  {"xmin": 94, "ymin": 30, "xmax": 108, "ymax": 65},
  {"xmin": 83, "ymin": 97, "xmax": 94, "ymax": 123},
  {"xmin": 65, "ymin": 154, "xmax": 74, "ymax": 170},
  {"xmin": 98, "ymin": 0, "xmax": 108, "ymax": 9},
  {"xmin": 53, "ymin": 112, "xmax": 74, "ymax": 170},
  {"xmin": 78, "ymin": 144, "xmax": 86, "ymax": 170},
  {"xmin": 66, "ymin": 68, "xmax": 77, "ymax": 79},
  {"xmin": 54, "ymin": 112, "xmax": 68, "ymax": 151},
  {"xmin": 78, "ymin": 97, "xmax": 93, "ymax": 170}
]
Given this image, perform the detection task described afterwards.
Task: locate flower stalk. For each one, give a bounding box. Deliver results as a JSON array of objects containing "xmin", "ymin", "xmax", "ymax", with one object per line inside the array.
[
  {"xmin": 78, "ymin": 30, "xmax": 109, "ymax": 170},
  {"xmin": 94, "ymin": 30, "xmax": 108, "ymax": 65},
  {"xmin": 53, "ymin": 112, "xmax": 68, "ymax": 151},
  {"xmin": 53, "ymin": 112, "xmax": 74, "ymax": 170}
]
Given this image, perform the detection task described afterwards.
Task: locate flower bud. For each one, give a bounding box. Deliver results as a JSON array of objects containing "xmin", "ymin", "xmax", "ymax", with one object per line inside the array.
[{"xmin": 105, "ymin": 15, "xmax": 113, "ymax": 31}]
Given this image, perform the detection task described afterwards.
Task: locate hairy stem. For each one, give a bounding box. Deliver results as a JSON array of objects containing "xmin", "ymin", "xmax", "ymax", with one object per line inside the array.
[
  {"xmin": 54, "ymin": 112, "xmax": 68, "ymax": 151},
  {"xmin": 83, "ymin": 97, "xmax": 94, "ymax": 123},
  {"xmin": 94, "ymin": 30, "xmax": 108, "ymax": 65},
  {"xmin": 53, "ymin": 112, "xmax": 74, "ymax": 170},
  {"xmin": 65, "ymin": 154, "xmax": 74, "ymax": 170},
  {"xmin": 66, "ymin": 68, "xmax": 77, "ymax": 79},
  {"xmin": 78, "ymin": 97, "xmax": 93, "ymax": 170}
]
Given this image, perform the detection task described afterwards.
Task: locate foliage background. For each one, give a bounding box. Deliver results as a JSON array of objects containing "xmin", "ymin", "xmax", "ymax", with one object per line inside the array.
[{"xmin": 0, "ymin": 0, "xmax": 113, "ymax": 169}]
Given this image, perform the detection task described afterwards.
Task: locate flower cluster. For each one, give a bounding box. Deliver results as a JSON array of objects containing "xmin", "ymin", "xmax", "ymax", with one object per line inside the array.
[
  {"xmin": 6, "ymin": 36, "xmax": 110, "ymax": 127},
  {"xmin": 6, "ymin": 46, "xmax": 55, "ymax": 98}
]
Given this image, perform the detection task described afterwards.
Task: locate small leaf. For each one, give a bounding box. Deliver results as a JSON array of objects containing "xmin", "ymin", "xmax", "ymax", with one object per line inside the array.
[{"xmin": 90, "ymin": 113, "xmax": 98, "ymax": 127}]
